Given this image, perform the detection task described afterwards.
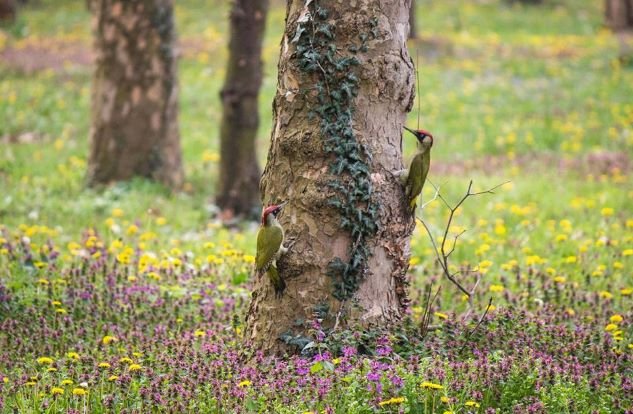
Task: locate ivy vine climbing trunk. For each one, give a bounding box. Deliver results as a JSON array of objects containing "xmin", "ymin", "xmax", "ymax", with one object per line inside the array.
[
  {"xmin": 86, "ymin": 0, "xmax": 184, "ymax": 189},
  {"xmin": 245, "ymin": 0, "xmax": 416, "ymax": 355},
  {"xmin": 217, "ymin": 0, "xmax": 268, "ymax": 219}
]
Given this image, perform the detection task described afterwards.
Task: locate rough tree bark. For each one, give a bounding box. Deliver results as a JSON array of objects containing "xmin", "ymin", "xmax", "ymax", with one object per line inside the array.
[
  {"xmin": 605, "ymin": 0, "xmax": 633, "ymax": 30},
  {"xmin": 87, "ymin": 0, "xmax": 184, "ymax": 189},
  {"xmin": 217, "ymin": 0, "xmax": 268, "ymax": 218},
  {"xmin": 408, "ymin": 0, "xmax": 416, "ymax": 39},
  {"xmin": 245, "ymin": 0, "xmax": 416, "ymax": 354}
]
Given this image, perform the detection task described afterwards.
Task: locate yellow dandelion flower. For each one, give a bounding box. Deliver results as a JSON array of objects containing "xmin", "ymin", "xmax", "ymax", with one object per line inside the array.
[
  {"xmin": 156, "ymin": 217, "xmax": 167, "ymax": 226},
  {"xmin": 564, "ymin": 256, "xmax": 577, "ymax": 264},
  {"xmin": 378, "ymin": 396, "xmax": 405, "ymax": 406},
  {"xmin": 37, "ymin": 357, "xmax": 54, "ymax": 365},
  {"xmin": 108, "ymin": 375, "xmax": 119, "ymax": 381},
  {"xmin": 238, "ymin": 380, "xmax": 252, "ymax": 387},
  {"xmin": 623, "ymin": 249, "xmax": 633, "ymax": 257},
  {"xmin": 621, "ymin": 287, "xmax": 632, "ymax": 296},
  {"xmin": 600, "ymin": 207, "xmax": 614, "ymax": 217},
  {"xmin": 489, "ymin": 284, "xmax": 504, "ymax": 293},
  {"xmin": 66, "ymin": 351, "xmax": 80, "ymax": 360},
  {"xmin": 600, "ymin": 291, "xmax": 613, "ymax": 299},
  {"xmin": 605, "ymin": 323, "xmax": 618, "ymax": 332},
  {"xmin": 102, "ymin": 335, "xmax": 117, "ymax": 345},
  {"xmin": 72, "ymin": 388, "xmax": 87, "ymax": 396},
  {"xmin": 420, "ymin": 381, "xmax": 443, "ymax": 390},
  {"xmin": 434, "ymin": 312, "xmax": 448, "ymax": 320},
  {"xmin": 441, "ymin": 396, "xmax": 450, "ymax": 403},
  {"xmin": 61, "ymin": 379, "xmax": 73, "ymax": 386},
  {"xmin": 56, "ymin": 308, "xmax": 67, "ymax": 314},
  {"xmin": 112, "ymin": 208, "xmax": 124, "ymax": 218},
  {"xmin": 148, "ymin": 272, "xmax": 161, "ymax": 281},
  {"xmin": 3, "ymin": 377, "xmax": 8, "ymax": 384},
  {"xmin": 119, "ymin": 357, "xmax": 133, "ymax": 364},
  {"xmin": 465, "ymin": 401, "xmax": 480, "ymax": 408},
  {"xmin": 98, "ymin": 362, "xmax": 111, "ymax": 368},
  {"xmin": 555, "ymin": 234, "xmax": 568, "ymax": 242},
  {"xmin": 194, "ymin": 329, "xmax": 206, "ymax": 338},
  {"xmin": 51, "ymin": 387, "xmax": 64, "ymax": 395},
  {"xmin": 609, "ymin": 315, "xmax": 623, "ymax": 323},
  {"xmin": 128, "ymin": 364, "xmax": 142, "ymax": 372},
  {"xmin": 25, "ymin": 381, "xmax": 37, "ymax": 386},
  {"xmin": 553, "ymin": 276, "xmax": 566, "ymax": 284}
]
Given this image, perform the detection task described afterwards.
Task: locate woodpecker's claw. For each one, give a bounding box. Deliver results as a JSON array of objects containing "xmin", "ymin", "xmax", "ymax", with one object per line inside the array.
[{"xmin": 284, "ymin": 238, "xmax": 297, "ymax": 250}]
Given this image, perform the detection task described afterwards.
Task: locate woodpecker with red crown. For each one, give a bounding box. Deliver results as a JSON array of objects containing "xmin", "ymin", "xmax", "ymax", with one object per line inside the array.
[
  {"xmin": 398, "ymin": 126, "xmax": 434, "ymax": 213},
  {"xmin": 255, "ymin": 201, "xmax": 291, "ymax": 297}
]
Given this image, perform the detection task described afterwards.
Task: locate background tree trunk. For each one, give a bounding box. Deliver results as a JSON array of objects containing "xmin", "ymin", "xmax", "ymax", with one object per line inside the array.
[
  {"xmin": 217, "ymin": 0, "xmax": 268, "ymax": 219},
  {"xmin": 409, "ymin": 0, "xmax": 417, "ymax": 39},
  {"xmin": 0, "ymin": 0, "xmax": 16, "ymax": 22},
  {"xmin": 87, "ymin": 0, "xmax": 184, "ymax": 189},
  {"xmin": 245, "ymin": 0, "xmax": 416, "ymax": 354},
  {"xmin": 605, "ymin": 0, "xmax": 633, "ymax": 31}
]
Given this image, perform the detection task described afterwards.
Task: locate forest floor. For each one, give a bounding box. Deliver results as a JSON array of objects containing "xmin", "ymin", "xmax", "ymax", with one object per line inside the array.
[{"xmin": 1, "ymin": 0, "xmax": 632, "ymax": 412}]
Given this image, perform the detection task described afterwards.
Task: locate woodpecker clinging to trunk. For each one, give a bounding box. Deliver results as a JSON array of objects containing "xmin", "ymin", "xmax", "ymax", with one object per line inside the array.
[
  {"xmin": 399, "ymin": 126, "xmax": 434, "ymax": 213},
  {"xmin": 256, "ymin": 201, "xmax": 291, "ymax": 297}
]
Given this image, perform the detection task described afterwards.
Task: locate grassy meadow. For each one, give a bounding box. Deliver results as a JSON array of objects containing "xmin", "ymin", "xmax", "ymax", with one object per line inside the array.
[{"xmin": 0, "ymin": 0, "xmax": 632, "ymax": 412}]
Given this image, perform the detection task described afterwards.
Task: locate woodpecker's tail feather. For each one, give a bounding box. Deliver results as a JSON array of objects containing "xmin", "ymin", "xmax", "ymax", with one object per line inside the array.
[
  {"xmin": 409, "ymin": 197, "xmax": 417, "ymax": 215},
  {"xmin": 267, "ymin": 265, "xmax": 286, "ymax": 298}
]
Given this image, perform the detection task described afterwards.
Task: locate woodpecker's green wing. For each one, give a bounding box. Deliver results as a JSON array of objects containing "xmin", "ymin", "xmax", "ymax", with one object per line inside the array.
[
  {"xmin": 256, "ymin": 225, "xmax": 283, "ymax": 272},
  {"xmin": 406, "ymin": 151, "xmax": 431, "ymax": 209}
]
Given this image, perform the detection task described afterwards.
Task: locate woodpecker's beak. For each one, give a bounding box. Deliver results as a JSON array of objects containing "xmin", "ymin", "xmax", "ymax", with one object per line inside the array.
[
  {"xmin": 403, "ymin": 126, "xmax": 416, "ymax": 136},
  {"xmin": 278, "ymin": 201, "xmax": 288, "ymax": 210}
]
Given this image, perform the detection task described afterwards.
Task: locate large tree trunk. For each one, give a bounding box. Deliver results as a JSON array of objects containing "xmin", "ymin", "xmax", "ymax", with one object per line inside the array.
[
  {"xmin": 0, "ymin": 0, "xmax": 16, "ymax": 22},
  {"xmin": 605, "ymin": 0, "xmax": 633, "ymax": 31},
  {"xmin": 409, "ymin": 0, "xmax": 417, "ymax": 39},
  {"xmin": 87, "ymin": 0, "xmax": 184, "ymax": 189},
  {"xmin": 245, "ymin": 0, "xmax": 416, "ymax": 354},
  {"xmin": 217, "ymin": 0, "xmax": 268, "ymax": 219}
]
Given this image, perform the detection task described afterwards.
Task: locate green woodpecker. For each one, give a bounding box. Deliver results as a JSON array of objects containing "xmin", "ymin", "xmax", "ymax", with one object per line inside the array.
[
  {"xmin": 399, "ymin": 126, "xmax": 434, "ymax": 212},
  {"xmin": 256, "ymin": 201, "xmax": 290, "ymax": 297}
]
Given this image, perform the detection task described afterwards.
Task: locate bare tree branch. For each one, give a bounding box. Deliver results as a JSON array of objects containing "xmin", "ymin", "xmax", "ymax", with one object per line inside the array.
[
  {"xmin": 416, "ymin": 180, "xmax": 510, "ymax": 297},
  {"xmin": 419, "ymin": 284, "xmax": 441, "ymax": 339},
  {"xmin": 460, "ymin": 297, "xmax": 493, "ymax": 352}
]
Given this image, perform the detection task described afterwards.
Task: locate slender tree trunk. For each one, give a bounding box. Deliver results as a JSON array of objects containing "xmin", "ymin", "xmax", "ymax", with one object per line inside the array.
[
  {"xmin": 0, "ymin": 0, "xmax": 16, "ymax": 22},
  {"xmin": 409, "ymin": 0, "xmax": 417, "ymax": 39},
  {"xmin": 217, "ymin": 0, "xmax": 268, "ymax": 219},
  {"xmin": 605, "ymin": 0, "xmax": 633, "ymax": 31},
  {"xmin": 87, "ymin": 0, "xmax": 184, "ymax": 189},
  {"xmin": 245, "ymin": 0, "xmax": 416, "ymax": 355}
]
